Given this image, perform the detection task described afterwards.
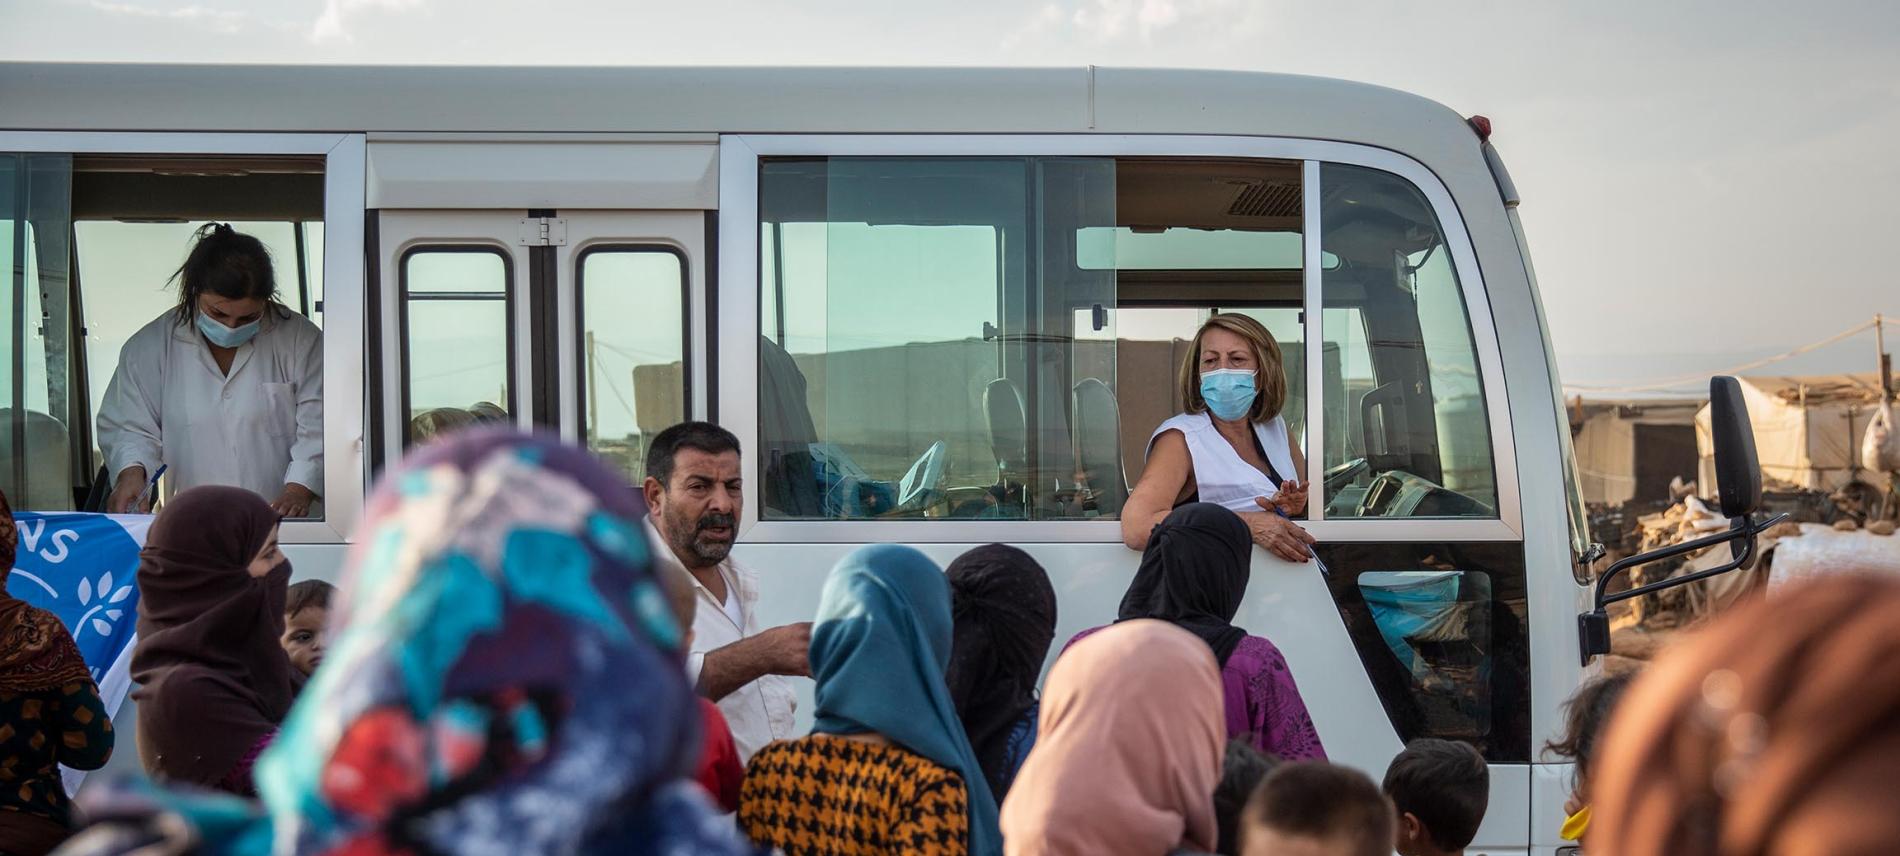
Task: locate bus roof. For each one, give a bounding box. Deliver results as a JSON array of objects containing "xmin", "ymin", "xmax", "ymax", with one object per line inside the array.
[{"xmin": 2, "ymin": 63, "xmax": 1479, "ymax": 166}]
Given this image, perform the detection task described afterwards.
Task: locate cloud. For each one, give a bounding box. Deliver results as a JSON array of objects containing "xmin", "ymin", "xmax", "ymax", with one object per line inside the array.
[
  {"xmin": 1005, "ymin": 0, "xmax": 1262, "ymax": 49},
  {"xmin": 85, "ymin": 0, "xmax": 250, "ymax": 35},
  {"xmin": 310, "ymin": 0, "xmax": 426, "ymax": 44},
  {"xmin": 1076, "ymin": 0, "xmax": 1246, "ymax": 43},
  {"xmin": 1002, "ymin": 3, "xmax": 1065, "ymax": 49}
]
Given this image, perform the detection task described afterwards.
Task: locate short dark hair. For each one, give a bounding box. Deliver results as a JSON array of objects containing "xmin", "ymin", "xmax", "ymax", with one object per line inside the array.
[
  {"xmin": 644, "ymin": 421, "xmax": 741, "ymax": 487},
  {"xmin": 1215, "ymin": 740, "xmax": 1281, "ymax": 856},
  {"xmin": 286, "ymin": 579, "xmax": 335, "ymax": 619},
  {"xmin": 1383, "ymin": 739, "xmax": 1489, "ymax": 852},
  {"xmin": 1544, "ymin": 672, "xmax": 1635, "ymax": 781},
  {"xmin": 1245, "ymin": 761, "xmax": 1393, "ymax": 856},
  {"xmin": 171, "ymin": 223, "xmax": 284, "ymax": 326}
]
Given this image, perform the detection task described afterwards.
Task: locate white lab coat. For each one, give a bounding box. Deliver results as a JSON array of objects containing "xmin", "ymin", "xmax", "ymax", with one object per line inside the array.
[{"xmin": 97, "ymin": 308, "xmax": 323, "ymax": 504}]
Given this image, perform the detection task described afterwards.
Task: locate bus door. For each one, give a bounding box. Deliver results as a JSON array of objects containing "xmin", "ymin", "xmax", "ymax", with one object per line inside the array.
[
  {"xmin": 372, "ymin": 209, "xmax": 707, "ymax": 483},
  {"xmin": 367, "ymin": 137, "xmax": 718, "ymax": 476}
]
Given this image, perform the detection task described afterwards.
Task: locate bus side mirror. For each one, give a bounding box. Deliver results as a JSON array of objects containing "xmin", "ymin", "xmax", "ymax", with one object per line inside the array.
[
  {"xmin": 1708, "ymin": 376, "xmax": 1762, "ymax": 519},
  {"xmin": 1577, "ymin": 375, "xmax": 1785, "ymax": 665}
]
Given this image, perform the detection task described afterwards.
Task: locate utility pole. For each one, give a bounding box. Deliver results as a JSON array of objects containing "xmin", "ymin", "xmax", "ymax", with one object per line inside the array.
[
  {"xmin": 586, "ymin": 330, "xmax": 599, "ymax": 440},
  {"xmin": 1879, "ymin": 313, "xmax": 1892, "ymax": 399}
]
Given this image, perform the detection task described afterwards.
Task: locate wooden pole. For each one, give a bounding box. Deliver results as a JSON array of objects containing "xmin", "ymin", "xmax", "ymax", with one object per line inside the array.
[
  {"xmin": 586, "ymin": 330, "xmax": 599, "ymax": 440},
  {"xmin": 1877, "ymin": 313, "xmax": 1891, "ymax": 398}
]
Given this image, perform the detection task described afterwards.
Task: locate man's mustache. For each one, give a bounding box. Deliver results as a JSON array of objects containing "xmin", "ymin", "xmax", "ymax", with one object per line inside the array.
[{"xmin": 696, "ymin": 512, "xmax": 736, "ymax": 533}]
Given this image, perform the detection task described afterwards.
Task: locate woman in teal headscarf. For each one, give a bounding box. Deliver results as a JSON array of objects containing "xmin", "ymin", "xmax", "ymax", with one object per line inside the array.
[{"xmin": 739, "ymin": 544, "xmax": 1001, "ymax": 856}]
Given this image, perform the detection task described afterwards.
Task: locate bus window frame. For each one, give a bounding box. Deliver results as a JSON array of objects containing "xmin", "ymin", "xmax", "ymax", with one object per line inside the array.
[
  {"xmin": 0, "ymin": 131, "xmax": 366, "ymax": 545},
  {"xmin": 396, "ymin": 243, "xmax": 519, "ymax": 448},
  {"xmin": 720, "ymin": 134, "xmax": 1521, "ymax": 545},
  {"xmin": 572, "ymin": 242, "xmax": 692, "ymax": 458}
]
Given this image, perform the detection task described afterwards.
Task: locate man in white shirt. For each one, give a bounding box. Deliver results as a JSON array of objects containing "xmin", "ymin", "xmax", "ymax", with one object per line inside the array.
[{"xmin": 642, "ymin": 421, "xmax": 808, "ymax": 761}]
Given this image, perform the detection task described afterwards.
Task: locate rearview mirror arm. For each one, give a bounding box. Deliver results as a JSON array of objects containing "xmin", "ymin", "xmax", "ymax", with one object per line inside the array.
[{"xmin": 1577, "ymin": 512, "xmax": 1789, "ymax": 664}]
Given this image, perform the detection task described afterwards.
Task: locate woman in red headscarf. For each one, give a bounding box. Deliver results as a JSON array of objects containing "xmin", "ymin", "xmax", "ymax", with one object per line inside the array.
[{"xmin": 0, "ymin": 489, "xmax": 116, "ymax": 856}]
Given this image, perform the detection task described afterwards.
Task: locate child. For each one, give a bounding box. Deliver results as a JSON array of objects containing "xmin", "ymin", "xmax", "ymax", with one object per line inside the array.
[
  {"xmin": 660, "ymin": 563, "xmax": 743, "ymax": 813},
  {"xmin": 1215, "ymin": 740, "xmax": 1280, "ymax": 856},
  {"xmin": 1241, "ymin": 761, "xmax": 1392, "ymax": 856},
  {"xmin": 281, "ymin": 579, "xmax": 333, "ymax": 678},
  {"xmin": 1544, "ymin": 673, "xmax": 1633, "ymax": 843},
  {"xmin": 1382, "ymin": 739, "xmax": 1489, "ymax": 856}
]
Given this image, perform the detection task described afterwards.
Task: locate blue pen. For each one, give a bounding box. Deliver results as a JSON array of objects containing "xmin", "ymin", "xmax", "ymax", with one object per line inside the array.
[
  {"xmin": 145, "ymin": 464, "xmax": 168, "ymax": 505},
  {"xmin": 1271, "ymin": 483, "xmax": 1328, "ymax": 577}
]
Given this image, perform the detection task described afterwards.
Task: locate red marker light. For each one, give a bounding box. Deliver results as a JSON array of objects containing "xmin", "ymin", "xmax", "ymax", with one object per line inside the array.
[{"xmin": 1468, "ymin": 115, "xmax": 1492, "ymax": 142}]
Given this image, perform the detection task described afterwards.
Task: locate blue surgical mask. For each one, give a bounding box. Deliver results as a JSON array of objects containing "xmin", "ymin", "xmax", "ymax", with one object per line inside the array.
[
  {"xmin": 1200, "ymin": 368, "xmax": 1257, "ymax": 421},
  {"xmin": 197, "ymin": 311, "xmax": 261, "ymax": 348}
]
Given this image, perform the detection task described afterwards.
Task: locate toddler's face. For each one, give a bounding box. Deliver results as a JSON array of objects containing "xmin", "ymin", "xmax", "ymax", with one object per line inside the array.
[{"xmin": 282, "ymin": 606, "xmax": 327, "ymax": 677}]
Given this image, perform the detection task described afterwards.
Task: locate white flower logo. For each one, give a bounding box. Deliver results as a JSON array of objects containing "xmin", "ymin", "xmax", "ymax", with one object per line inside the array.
[{"xmin": 75, "ymin": 570, "xmax": 136, "ymax": 639}]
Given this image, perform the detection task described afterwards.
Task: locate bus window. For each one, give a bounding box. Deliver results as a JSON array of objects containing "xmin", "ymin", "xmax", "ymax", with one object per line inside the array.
[
  {"xmin": 758, "ymin": 157, "xmax": 1313, "ymax": 522},
  {"xmin": 759, "ymin": 156, "xmax": 1122, "ymax": 521},
  {"xmin": 400, "ymin": 248, "xmax": 512, "ymax": 446},
  {"xmin": 578, "ymin": 246, "xmax": 686, "ymax": 480},
  {"xmin": 1071, "ymin": 159, "xmax": 1311, "ymax": 508},
  {"xmin": 1319, "ymin": 163, "xmax": 1497, "ymax": 519},
  {"xmin": 0, "ymin": 154, "xmax": 73, "ymax": 512},
  {"xmin": 6, "ymin": 155, "xmax": 332, "ymax": 518}
]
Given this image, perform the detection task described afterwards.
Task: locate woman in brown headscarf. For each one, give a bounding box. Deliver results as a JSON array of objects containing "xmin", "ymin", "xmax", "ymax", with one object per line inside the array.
[
  {"xmin": 130, "ymin": 485, "xmax": 294, "ymax": 797},
  {"xmin": 1591, "ymin": 574, "xmax": 1900, "ymax": 856},
  {"xmin": 0, "ymin": 490, "xmax": 116, "ymax": 856}
]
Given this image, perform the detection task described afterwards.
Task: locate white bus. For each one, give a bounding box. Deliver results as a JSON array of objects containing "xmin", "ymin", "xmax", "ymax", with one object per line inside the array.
[{"xmin": 1, "ymin": 63, "xmax": 1773, "ymax": 854}]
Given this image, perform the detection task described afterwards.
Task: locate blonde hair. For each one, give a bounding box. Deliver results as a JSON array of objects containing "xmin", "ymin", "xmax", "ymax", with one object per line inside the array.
[
  {"xmin": 409, "ymin": 407, "xmax": 477, "ymax": 443},
  {"xmin": 1178, "ymin": 313, "xmax": 1287, "ymax": 423}
]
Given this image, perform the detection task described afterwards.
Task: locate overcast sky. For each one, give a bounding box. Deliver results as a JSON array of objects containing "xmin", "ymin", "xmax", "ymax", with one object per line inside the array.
[{"xmin": 5, "ymin": 0, "xmax": 1898, "ymax": 395}]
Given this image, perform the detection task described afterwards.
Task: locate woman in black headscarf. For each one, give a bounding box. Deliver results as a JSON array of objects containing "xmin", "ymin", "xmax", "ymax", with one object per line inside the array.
[
  {"xmin": 944, "ymin": 544, "xmax": 1057, "ymax": 800},
  {"xmin": 1064, "ymin": 503, "xmax": 1325, "ymax": 760},
  {"xmin": 131, "ymin": 485, "xmax": 295, "ymax": 797}
]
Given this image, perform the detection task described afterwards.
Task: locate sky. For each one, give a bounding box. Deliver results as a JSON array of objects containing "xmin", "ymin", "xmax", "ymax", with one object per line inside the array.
[{"xmin": 4, "ymin": 0, "xmax": 1899, "ymax": 399}]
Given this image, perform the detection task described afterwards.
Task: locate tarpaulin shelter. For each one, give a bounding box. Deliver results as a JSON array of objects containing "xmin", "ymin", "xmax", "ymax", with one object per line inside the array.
[
  {"xmin": 1696, "ymin": 373, "xmax": 1892, "ymax": 494},
  {"xmin": 1571, "ymin": 399, "xmax": 1703, "ymax": 506}
]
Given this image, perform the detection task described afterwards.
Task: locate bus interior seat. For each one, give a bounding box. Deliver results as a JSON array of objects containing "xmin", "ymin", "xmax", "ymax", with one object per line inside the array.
[
  {"xmin": 1071, "ymin": 377, "xmax": 1128, "ymax": 516},
  {"xmin": 983, "ymin": 377, "xmax": 1027, "ymax": 480},
  {"xmin": 0, "ymin": 409, "xmax": 75, "ymax": 511}
]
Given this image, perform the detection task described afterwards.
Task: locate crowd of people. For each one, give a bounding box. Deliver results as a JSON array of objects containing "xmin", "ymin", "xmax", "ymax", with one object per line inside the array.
[
  {"xmin": 1, "ymin": 420, "xmax": 1897, "ymax": 855},
  {"xmin": 3, "ymin": 226, "xmax": 1897, "ymax": 854}
]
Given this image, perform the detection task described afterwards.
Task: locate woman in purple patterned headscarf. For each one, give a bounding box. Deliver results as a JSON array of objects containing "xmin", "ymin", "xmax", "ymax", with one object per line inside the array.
[
  {"xmin": 1065, "ymin": 503, "xmax": 1325, "ymax": 761},
  {"xmin": 61, "ymin": 431, "xmax": 758, "ymax": 856}
]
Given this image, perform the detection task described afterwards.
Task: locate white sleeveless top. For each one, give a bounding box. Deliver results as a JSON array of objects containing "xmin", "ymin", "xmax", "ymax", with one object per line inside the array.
[{"xmin": 1149, "ymin": 412, "xmax": 1298, "ymax": 513}]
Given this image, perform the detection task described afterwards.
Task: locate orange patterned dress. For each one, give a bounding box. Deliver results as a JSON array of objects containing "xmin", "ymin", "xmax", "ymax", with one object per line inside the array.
[{"xmin": 740, "ymin": 733, "xmax": 970, "ymax": 856}]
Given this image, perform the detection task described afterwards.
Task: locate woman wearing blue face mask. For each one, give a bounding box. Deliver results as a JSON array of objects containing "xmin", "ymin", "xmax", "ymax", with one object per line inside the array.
[
  {"xmin": 1120, "ymin": 314, "xmax": 1316, "ymax": 562},
  {"xmin": 98, "ymin": 223, "xmax": 323, "ymax": 517}
]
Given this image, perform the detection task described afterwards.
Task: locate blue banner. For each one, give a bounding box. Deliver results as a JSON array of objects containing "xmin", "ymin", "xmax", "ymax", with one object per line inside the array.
[
  {"xmin": 6, "ymin": 512, "xmax": 151, "ymax": 793},
  {"xmin": 5, "ymin": 513, "xmax": 148, "ymax": 687}
]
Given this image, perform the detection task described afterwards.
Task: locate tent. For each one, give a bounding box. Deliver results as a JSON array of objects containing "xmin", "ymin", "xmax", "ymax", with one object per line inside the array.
[
  {"xmin": 1696, "ymin": 373, "xmax": 1892, "ymax": 494},
  {"xmin": 1572, "ymin": 398, "xmax": 1703, "ymax": 506}
]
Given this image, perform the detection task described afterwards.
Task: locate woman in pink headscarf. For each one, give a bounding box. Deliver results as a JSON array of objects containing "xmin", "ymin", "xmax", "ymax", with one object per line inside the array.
[{"xmin": 1001, "ymin": 620, "xmax": 1227, "ymax": 856}]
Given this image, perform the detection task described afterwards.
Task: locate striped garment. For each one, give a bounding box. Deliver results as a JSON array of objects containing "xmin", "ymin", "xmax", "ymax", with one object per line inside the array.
[{"xmin": 740, "ymin": 734, "xmax": 969, "ymax": 856}]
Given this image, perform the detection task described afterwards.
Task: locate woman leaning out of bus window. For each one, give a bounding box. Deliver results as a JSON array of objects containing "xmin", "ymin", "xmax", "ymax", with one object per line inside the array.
[
  {"xmin": 97, "ymin": 223, "xmax": 323, "ymax": 517},
  {"xmin": 1120, "ymin": 313, "xmax": 1314, "ymax": 562}
]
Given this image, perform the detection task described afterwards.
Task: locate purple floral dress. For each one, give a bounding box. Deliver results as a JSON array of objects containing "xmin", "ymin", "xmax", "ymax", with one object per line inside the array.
[{"xmin": 1066, "ymin": 627, "xmax": 1325, "ymax": 761}]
